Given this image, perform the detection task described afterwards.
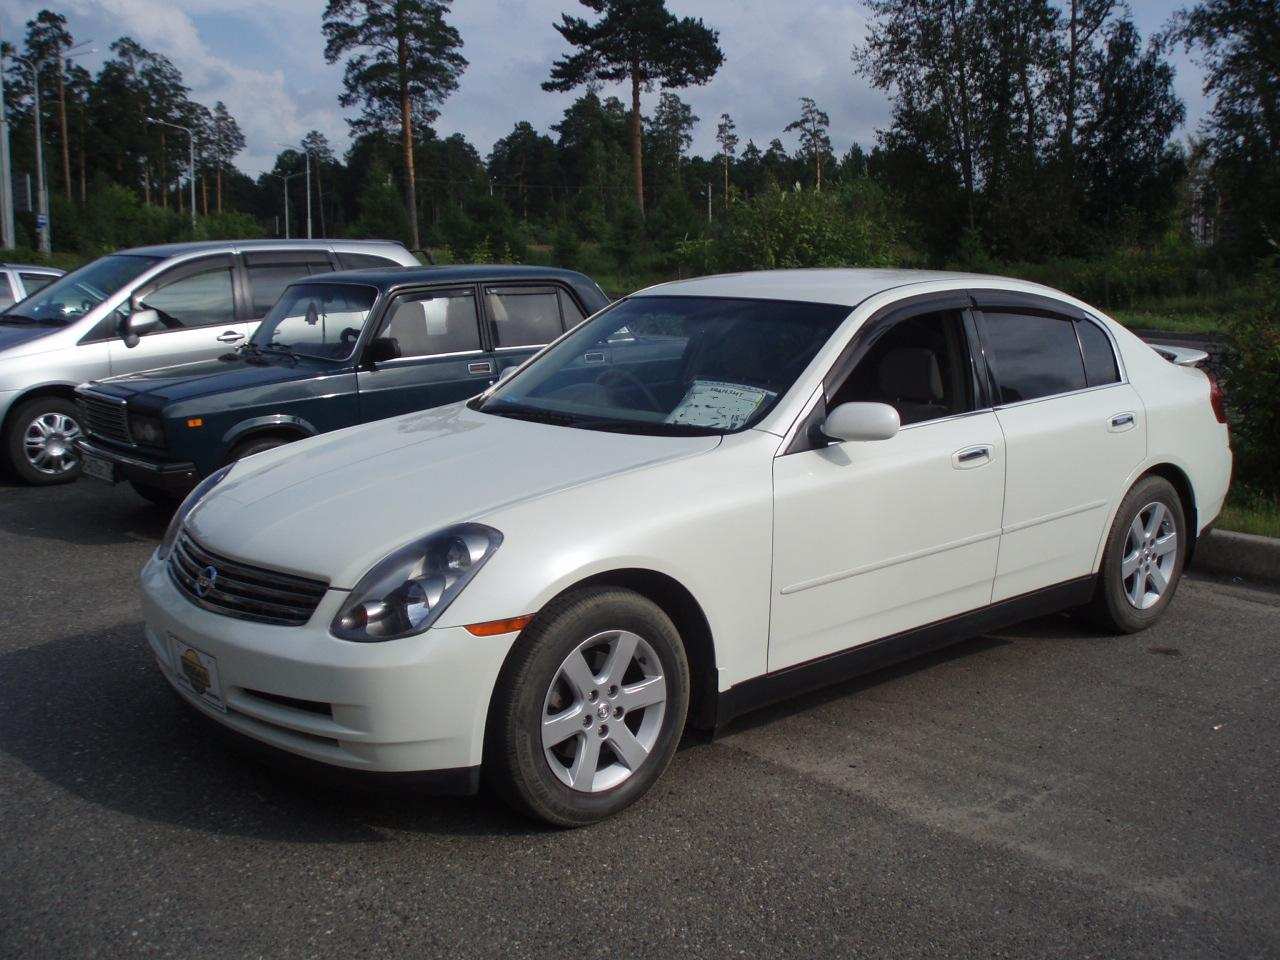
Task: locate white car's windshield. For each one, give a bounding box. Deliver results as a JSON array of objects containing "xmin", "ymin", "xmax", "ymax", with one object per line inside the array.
[
  {"xmin": 476, "ymin": 295, "xmax": 850, "ymax": 435},
  {"xmin": 251, "ymin": 282, "xmax": 379, "ymax": 360},
  {"xmin": 0, "ymin": 254, "xmax": 162, "ymax": 325}
]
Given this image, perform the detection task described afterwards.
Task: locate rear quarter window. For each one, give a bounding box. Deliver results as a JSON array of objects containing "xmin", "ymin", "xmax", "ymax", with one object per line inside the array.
[{"xmin": 1077, "ymin": 319, "xmax": 1121, "ymax": 386}]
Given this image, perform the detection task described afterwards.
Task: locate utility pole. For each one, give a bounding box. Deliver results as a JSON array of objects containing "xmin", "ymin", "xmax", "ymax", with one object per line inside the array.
[
  {"xmin": 0, "ymin": 59, "xmax": 15, "ymax": 249},
  {"xmin": 147, "ymin": 117, "xmax": 196, "ymax": 233},
  {"xmin": 706, "ymin": 182, "xmax": 712, "ymax": 224}
]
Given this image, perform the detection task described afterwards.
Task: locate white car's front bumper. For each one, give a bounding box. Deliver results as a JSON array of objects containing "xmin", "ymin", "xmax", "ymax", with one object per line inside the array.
[{"xmin": 140, "ymin": 552, "xmax": 516, "ymax": 787}]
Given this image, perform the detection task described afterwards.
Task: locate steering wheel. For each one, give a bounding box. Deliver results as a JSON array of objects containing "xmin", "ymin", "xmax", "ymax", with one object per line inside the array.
[
  {"xmin": 339, "ymin": 327, "xmax": 361, "ymax": 347},
  {"xmin": 594, "ymin": 367, "xmax": 663, "ymax": 412}
]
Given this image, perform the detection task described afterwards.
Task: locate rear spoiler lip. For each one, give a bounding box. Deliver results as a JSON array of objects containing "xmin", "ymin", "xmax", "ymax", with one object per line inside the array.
[{"xmin": 1149, "ymin": 343, "xmax": 1210, "ymax": 367}]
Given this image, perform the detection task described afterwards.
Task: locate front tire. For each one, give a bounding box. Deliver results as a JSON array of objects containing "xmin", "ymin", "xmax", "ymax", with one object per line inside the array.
[
  {"xmin": 1085, "ymin": 475, "xmax": 1186, "ymax": 633},
  {"xmin": 486, "ymin": 587, "xmax": 690, "ymax": 827},
  {"xmin": 5, "ymin": 397, "xmax": 84, "ymax": 485}
]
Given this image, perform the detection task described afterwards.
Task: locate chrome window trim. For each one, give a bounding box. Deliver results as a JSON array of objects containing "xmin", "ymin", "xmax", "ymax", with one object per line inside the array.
[{"xmin": 368, "ymin": 348, "xmax": 488, "ymax": 367}]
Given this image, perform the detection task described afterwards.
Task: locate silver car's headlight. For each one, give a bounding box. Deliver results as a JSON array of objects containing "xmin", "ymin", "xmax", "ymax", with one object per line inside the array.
[
  {"xmin": 156, "ymin": 464, "xmax": 233, "ymax": 561},
  {"xmin": 331, "ymin": 523, "xmax": 503, "ymax": 642}
]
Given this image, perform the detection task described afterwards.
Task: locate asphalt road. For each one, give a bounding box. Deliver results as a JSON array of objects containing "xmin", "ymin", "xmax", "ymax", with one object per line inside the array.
[{"xmin": 2, "ymin": 476, "xmax": 1278, "ymax": 959}]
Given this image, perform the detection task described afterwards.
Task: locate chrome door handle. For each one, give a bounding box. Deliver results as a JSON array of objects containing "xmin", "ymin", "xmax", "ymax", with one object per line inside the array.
[
  {"xmin": 216, "ymin": 330, "xmax": 244, "ymax": 343},
  {"xmin": 468, "ymin": 360, "xmax": 494, "ymax": 375},
  {"xmin": 1109, "ymin": 412, "xmax": 1136, "ymax": 431},
  {"xmin": 953, "ymin": 445, "xmax": 992, "ymax": 469}
]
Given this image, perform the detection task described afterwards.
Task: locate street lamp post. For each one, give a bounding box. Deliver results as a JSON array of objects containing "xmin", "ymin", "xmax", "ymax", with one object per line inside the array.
[
  {"xmin": 281, "ymin": 142, "xmax": 314, "ymax": 239},
  {"xmin": 273, "ymin": 171, "xmax": 301, "ymax": 238},
  {"xmin": 147, "ymin": 117, "xmax": 196, "ymax": 233},
  {"xmin": 0, "ymin": 58, "xmax": 16, "ymax": 249},
  {"xmin": 4, "ymin": 42, "xmax": 94, "ymax": 254}
]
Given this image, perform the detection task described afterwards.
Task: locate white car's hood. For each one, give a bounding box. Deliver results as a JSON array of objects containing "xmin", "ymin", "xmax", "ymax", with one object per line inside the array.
[{"xmin": 188, "ymin": 402, "xmax": 721, "ymax": 587}]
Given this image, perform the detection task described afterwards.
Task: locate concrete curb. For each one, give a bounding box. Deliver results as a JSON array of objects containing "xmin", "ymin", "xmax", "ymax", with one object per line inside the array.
[{"xmin": 1194, "ymin": 529, "xmax": 1280, "ymax": 587}]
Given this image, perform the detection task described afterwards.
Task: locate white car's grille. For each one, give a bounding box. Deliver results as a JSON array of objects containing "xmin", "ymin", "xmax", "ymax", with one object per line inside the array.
[{"xmin": 168, "ymin": 530, "xmax": 328, "ymax": 626}]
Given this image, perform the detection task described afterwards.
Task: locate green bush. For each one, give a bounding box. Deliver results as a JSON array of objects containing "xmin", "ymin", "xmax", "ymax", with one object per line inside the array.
[
  {"xmin": 1220, "ymin": 260, "xmax": 1280, "ymax": 495},
  {"xmin": 701, "ymin": 183, "xmax": 901, "ymax": 273}
]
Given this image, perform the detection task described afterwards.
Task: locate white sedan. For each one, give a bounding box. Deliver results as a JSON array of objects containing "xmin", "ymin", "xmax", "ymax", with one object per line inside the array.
[{"xmin": 139, "ymin": 269, "xmax": 1231, "ymax": 825}]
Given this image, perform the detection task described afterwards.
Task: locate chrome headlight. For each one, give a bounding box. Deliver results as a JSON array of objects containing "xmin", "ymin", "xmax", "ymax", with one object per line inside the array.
[
  {"xmin": 156, "ymin": 464, "xmax": 232, "ymax": 561},
  {"xmin": 332, "ymin": 524, "xmax": 503, "ymax": 642},
  {"xmin": 129, "ymin": 413, "xmax": 166, "ymax": 448}
]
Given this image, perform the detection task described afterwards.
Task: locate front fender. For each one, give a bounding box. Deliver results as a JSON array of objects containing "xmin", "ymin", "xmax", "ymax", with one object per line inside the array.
[{"xmin": 219, "ymin": 414, "xmax": 318, "ymax": 453}]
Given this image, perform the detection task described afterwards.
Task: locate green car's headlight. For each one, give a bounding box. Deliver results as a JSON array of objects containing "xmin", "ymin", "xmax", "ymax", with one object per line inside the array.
[
  {"xmin": 156, "ymin": 464, "xmax": 233, "ymax": 561},
  {"xmin": 331, "ymin": 524, "xmax": 503, "ymax": 642}
]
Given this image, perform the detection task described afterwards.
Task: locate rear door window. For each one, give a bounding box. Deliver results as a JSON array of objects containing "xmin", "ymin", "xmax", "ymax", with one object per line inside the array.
[
  {"xmin": 486, "ymin": 285, "xmax": 566, "ymax": 347},
  {"xmin": 0, "ymin": 275, "xmax": 14, "ymax": 309},
  {"xmin": 981, "ymin": 311, "xmax": 1087, "ymax": 403}
]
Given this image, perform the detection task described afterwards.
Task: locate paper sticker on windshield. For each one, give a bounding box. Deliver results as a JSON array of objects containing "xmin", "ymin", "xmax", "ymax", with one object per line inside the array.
[{"xmin": 666, "ymin": 380, "xmax": 775, "ymax": 430}]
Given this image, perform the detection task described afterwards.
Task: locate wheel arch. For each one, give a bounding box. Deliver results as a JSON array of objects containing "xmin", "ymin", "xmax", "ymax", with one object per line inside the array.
[
  {"xmin": 218, "ymin": 415, "xmax": 317, "ymax": 463},
  {"xmin": 1, "ymin": 382, "xmax": 81, "ymax": 439},
  {"xmin": 1141, "ymin": 462, "xmax": 1199, "ymax": 564},
  {"xmin": 529, "ymin": 567, "xmax": 720, "ymax": 732}
]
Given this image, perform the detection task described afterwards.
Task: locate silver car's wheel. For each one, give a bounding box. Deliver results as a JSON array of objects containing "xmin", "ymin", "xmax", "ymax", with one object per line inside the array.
[
  {"xmin": 542, "ymin": 629, "xmax": 668, "ymax": 793},
  {"xmin": 23, "ymin": 410, "xmax": 82, "ymax": 477},
  {"xmin": 1121, "ymin": 501, "xmax": 1178, "ymax": 609}
]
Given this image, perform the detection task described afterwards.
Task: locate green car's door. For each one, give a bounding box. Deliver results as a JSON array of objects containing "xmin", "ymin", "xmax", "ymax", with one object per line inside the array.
[{"xmin": 355, "ymin": 285, "xmax": 494, "ymax": 423}]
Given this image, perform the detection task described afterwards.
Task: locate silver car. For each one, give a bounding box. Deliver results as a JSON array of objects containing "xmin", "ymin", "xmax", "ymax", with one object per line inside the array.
[
  {"xmin": 0, "ymin": 239, "xmax": 418, "ymax": 484},
  {"xmin": 0, "ymin": 263, "xmax": 64, "ymax": 310}
]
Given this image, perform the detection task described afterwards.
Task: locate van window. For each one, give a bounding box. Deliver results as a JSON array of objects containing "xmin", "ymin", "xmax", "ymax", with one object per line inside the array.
[
  {"xmin": 338, "ymin": 252, "xmax": 404, "ymax": 270},
  {"xmin": 244, "ymin": 253, "xmax": 334, "ymax": 316},
  {"xmin": 982, "ymin": 312, "xmax": 1087, "ymax": 403},
  {"xmin": 142, "ymin": 263, "xmax": 237, "ymax": 329},
  {"xmin": 19, "ymin": 272, "xmax": 57, "ymax": 296}
]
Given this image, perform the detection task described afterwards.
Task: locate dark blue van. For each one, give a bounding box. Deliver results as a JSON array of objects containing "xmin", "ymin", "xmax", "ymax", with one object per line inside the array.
[{"xmin": 74, "ymin": 265, "xmax": 609, "ymax": 503}]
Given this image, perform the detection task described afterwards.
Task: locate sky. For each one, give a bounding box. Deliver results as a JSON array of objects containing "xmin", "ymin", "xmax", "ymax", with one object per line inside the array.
[{"xmin": 0, "ymin": 0, "xmax": 1209, "ymax": 178}]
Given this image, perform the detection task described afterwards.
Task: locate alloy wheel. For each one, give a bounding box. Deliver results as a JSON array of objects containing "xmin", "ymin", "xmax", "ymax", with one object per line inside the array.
[
  {"xmin": 1121, "ymin": 501, "xmax": 1178, "ymax": 610},
  {"xmin": 23, "ymin": 411, "xmax": 82, "ymax": 477},
  {"xmin": 541, "ymin": 629, "xmax": 668, "ymax": 793}
]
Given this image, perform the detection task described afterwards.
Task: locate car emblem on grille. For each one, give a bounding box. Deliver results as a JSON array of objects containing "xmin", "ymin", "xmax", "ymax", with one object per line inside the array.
[{"xmin": 194, "ymin": 565, "xmax": 218, "ymax": 598}]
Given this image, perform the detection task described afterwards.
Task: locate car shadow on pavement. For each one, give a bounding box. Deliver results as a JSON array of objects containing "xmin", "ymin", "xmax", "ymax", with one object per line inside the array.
[
  {"xmin": 0, "ymin": 624, "xmax": 546, "ymax": 841},
  {"xmin": 0, "ymin": 478, "xmax": 171, "ymax": 547},
  {"xmin": 717, "ymin": 631, "xmax": 1032, "ymax": 736}
]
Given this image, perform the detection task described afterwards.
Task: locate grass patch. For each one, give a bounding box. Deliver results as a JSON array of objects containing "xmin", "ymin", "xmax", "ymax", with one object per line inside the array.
[
  {"xmin": 1216, "ymin": 488, "xmax": 1280, "ymax": 539},
  {"xmin": 1110, "ymin": 308, "xmax": 1229, "ymax": 335}
]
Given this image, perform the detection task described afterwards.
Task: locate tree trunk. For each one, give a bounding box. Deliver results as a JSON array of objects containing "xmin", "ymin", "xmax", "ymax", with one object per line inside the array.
[
  {"xmin": 398, "ymin": 35, "xmax": 421, "ymax": 250},
  {"xmin": 216, "ymin": 165, "xmax": 223, "ymax": 213},
  {"xmin": 201, "ymin": 174, "xmax": 208, "ymax": 216},
  {"xmin": 57, "ymin": 70, "xmax": 71, "ymax": 201},
  {"xmin": 722, "ymin": 154, "xmax": 729, "ymax": 205},
  {"xmin": 630, "ymin": 70, "xmax": 645, "ymax": 216},
  {"xmin": 77, "ymin": 106, "xmax": 86, "ymax": 203},
  {"xmin": 159, "ymin": 130, "xmax": 168, "ymax": 209}
]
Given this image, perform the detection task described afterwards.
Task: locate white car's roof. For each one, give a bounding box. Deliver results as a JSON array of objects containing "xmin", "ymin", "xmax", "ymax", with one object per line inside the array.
[{"xmin": 635, "ymin": 268, "xmax": 1028, "ymax": 307}]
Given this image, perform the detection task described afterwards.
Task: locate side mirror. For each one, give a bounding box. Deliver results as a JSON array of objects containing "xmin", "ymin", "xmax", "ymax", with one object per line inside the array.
[
  {"xmin": 119, "ymin": 306, "xmax": 162, "ymax": 349},
  {"xmin": 366, "ymin": 336, "xmax": 401, "ymax": 365},
  {"xmin": 496, "ymin": 366, "xmax": 517, "ymax": 384},
  {"xmin": 820, "ymin": 402, "xmax": 900, "ymax": 443}
]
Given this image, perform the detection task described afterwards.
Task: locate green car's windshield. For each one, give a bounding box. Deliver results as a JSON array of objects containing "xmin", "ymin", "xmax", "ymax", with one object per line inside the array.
[
  {"xmin": 475, "ymin": 295, "xmax": 850, "ymax": 435},
  {"xmin": 252, "ymin": 282, "xmax": 379, "ymax": 360},
  {"xmin": 0, "ymin": 254, "xmax": 162, "ymax": 325}
]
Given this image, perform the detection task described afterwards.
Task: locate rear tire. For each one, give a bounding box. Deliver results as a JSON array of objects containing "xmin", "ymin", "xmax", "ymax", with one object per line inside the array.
[
  {"xmin": 1084, "ymin": 475, "xmax": 1186, "ymax": 634},
  {"xmin": 4, "ymin": 397, "xmax": 84, "ymax": 485},
  {"xmin": 486, "ymin": 587, "xmax": 690, "ymax": 827},
  {"xmin": 228, "ymin": 434, "xmax": 292, "ymax": 462}
]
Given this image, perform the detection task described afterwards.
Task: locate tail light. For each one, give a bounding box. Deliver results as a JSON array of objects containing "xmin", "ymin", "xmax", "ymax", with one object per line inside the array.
[{"xmin": 1206, "ymin": 370, "xmax": 1228, "ymax": 425}]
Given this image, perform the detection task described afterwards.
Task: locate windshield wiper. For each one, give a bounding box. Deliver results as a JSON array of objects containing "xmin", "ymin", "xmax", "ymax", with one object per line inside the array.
[
  {"xmin": 482, "ymin": 402, "xmax": 598, "ymax": 428},
  {"xmin": 0, "ymin": 313, "xmax": 56, "ymax": 326},
  {"xmin": 573, "ymin": 419, "xmax": 721, "ymax": 437}
]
